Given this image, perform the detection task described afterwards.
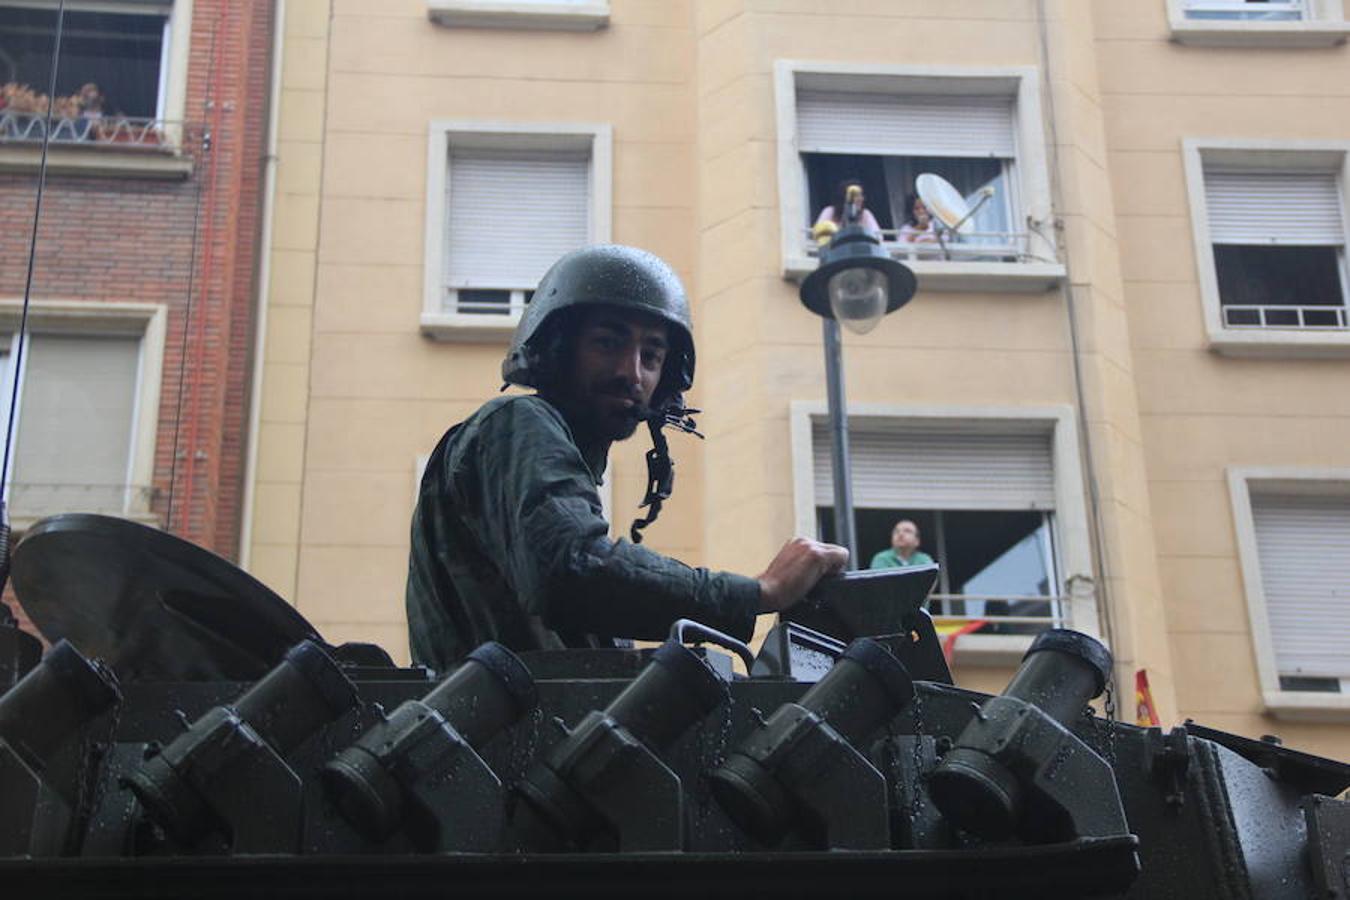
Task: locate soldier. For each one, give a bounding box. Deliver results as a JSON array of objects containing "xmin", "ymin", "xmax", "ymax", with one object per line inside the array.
[{"xmin": 406, "ymin": 245, "xmax": 847, "ymax": 670}]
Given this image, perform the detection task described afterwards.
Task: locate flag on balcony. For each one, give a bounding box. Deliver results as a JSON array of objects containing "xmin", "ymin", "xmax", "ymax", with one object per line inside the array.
[
  {"xmin": 1135, "ymin": 668, "xmax": 1161, "ymax": 727},
  {"xmin": 934, "ymin": 618, "xmax": 987, "ymax": 664}
]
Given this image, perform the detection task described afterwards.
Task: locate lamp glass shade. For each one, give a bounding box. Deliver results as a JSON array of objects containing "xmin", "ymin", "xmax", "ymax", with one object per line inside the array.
[{"xmin": 827, "ymin": 266, "xmax": 889, "ymax": 334}]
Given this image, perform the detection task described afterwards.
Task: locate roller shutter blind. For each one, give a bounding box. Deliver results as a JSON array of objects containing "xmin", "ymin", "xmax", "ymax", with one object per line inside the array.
[
  {"xmin": 11, "ymin": 334, "xmax": 140, "ymax": 516},
  {"xmin": 1205, "ymin": 171, "xmax": 1344, "ymax": 246},
  {"xmin": 812, "ymin": 421, "xmax": 1055, "ymax": 511},
  {"xmin": 797, "ymin": 90, "xmax": 1016, "ymax": 158},
  {"xmin": 445, "ymin": 148, "xmax": 590, "ymax": 288},
  {"xmin": 1251, "ymin": 493, "xmax": 1350, "ymax": 679}
]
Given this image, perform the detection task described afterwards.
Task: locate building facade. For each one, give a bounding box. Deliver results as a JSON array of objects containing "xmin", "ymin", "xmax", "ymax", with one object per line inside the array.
[
  {"xmin": 0, "ymin": 0, "xmax": 274, "ymax": 631},
  {"xmin": 247, "ymin": 0, "xmax": 1350, "ymax": 759}
]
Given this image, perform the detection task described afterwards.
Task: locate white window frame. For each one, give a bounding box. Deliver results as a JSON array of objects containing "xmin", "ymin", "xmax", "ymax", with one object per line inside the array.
[
  {"xmin": 789, "ymin": 401, "xmax": 1098, "ymax": 665},
  {"xmin": 774, "ymin": 62, "xmax": 1064, "ymax": 295},
  {"xmin": 421, "ymin": 120, "xmax": 612, "ymax": 342},
  {"xmin": 1229, "ymin": 467, "xmax": 1350, "ymax": 720},
  {"xmin": 427, "ymin": 0, "xmax": 608, "ymax": 31},
  {"xmin": 1168, "ymin": 0, "xmax": 1349, "ymax": 46},
  {"xmin": 0, "ymin": 0, "xmax": 193, "ymax": 151},
  {"xmin": 1183, "ymin": 139, "xmax": 1350, "ymax": 357},
  {"xmin": 0, "ymin": 300, "xmax": 167, "ymax": 529}
]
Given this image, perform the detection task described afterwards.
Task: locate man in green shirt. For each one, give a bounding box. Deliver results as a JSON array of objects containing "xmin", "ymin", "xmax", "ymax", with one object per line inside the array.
[
  {"xmin": 869, "ymin": 518, "xmax": 935, "ymax": 569},
  {"xmin": 406, "ymin": 245, "xmax": 848, "ymax": 671}
]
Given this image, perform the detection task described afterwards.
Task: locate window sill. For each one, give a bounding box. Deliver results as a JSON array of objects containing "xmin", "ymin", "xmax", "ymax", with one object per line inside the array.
[
  {"xmin": 1263, "ymin": 690, "xmax": 1350, "ymax": 722},
  {"xmin": 0, "ymin": 143, "xmax": 192, "ymax": 180},
  {"xmin": 427, "ymin": 0, "xmax": 609, "ymax": 30},
  {"xmin": 12, "ymin": 511, "xmax": 160, "ymax": 534},
  {"xmin": 786, "ymin": 256, "xmax": 1065, "ymax": 294},
  {"xmin": 421, "ymin": 311, "xmax": 521, "ymax": 342},
  {"xmin": 1208, "ymin": 327, "xmax": 1350, "ymax": 358},
  {"xmin": 1170, "ymin": 19, "xmax": 1350, "ymax": 48},
  {"xmin": 949, "ymin": 633, "xmax": 1035, "ymax": 668}
]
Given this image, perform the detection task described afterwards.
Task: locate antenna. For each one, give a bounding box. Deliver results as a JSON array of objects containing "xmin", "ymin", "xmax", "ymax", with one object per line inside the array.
[{"xmin": 915, "ymin": 173, "xmax": 996, "ymax": 261}]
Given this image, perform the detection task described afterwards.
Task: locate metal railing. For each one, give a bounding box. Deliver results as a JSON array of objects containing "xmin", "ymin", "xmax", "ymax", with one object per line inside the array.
[
  {"xmin": 443, "ymin": 287, "xmax": 533, "ymax": 317},
  {"xmin": 1222, "ymin": 303, "xmax": 1349, "ymax": 330},
  {"xmin": 928, "ymin": 592, "xmax": 1066, "ymax": 632},
  {"xmin": 0, "ymin": 111, "xmax": 175, "ymax": 148},
  {"xmin": 804, "ymin": 228, "xmax": 1033, "ymax": 264}
]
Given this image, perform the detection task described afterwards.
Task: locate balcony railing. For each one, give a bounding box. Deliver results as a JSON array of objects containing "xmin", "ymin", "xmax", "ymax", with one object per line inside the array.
[
  {"xmin": 443, "ymin": 287, "xmax": 533, "ymax": 317},
  {"xmin": 804, "ymin": 228, "xmax": 1033, "ymax": 264},
  {"xmin": 928, "ymin": 592, "xmax": 1066, "ymax": 634},
  {"xmin": 1222, "ymin": 303, "xmax": 1349, "ymax": 330},
  {"xmin": 0, "ymin": 111, "xmax": 174, "ymax": 148}
]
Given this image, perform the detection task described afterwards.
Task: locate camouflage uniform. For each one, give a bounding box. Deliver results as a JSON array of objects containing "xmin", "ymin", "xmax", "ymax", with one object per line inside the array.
[{"xmin": 405, "ymin": 393, "xmax": 760, "ymax": 672}]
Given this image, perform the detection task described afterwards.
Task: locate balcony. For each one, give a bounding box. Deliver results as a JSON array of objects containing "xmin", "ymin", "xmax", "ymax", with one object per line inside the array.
[
  {"xmin": 793, "ymin": 227, "xmax": 1065, "ymax": 294},
  {"xmin": 0, "ymin": 111, "xmax": 191, "ymax": 179}
]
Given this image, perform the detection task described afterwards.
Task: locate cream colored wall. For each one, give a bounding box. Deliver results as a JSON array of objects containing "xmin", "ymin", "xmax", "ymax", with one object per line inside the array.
[
  {"xmin": 1097, "ymin": 0, "xmax": 1350, "ymax": 759},
  {"xmin": 249, "ymin": 0, "xmax": 331, "ymax": 609},
  {"xmin": 248, "ymin": 0, "xmax": 703, "ymax": 663}
]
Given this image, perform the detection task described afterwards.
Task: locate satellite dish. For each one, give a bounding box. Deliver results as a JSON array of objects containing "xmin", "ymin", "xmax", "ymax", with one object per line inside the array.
[{"xmin": 915, "ymin": 173, "xmax": 981, "ymax": 236}]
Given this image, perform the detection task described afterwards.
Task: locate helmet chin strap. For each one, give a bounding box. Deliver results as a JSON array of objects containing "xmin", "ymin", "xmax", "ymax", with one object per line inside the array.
[{"xmin": 629, "ymin": 394, "xmax": 703, "ymax": 544}]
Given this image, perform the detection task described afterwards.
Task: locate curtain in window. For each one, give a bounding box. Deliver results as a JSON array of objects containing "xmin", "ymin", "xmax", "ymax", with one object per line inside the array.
[{"xmin": 883, "ymin": 156, "xmax": 1010, "ymax": 246}]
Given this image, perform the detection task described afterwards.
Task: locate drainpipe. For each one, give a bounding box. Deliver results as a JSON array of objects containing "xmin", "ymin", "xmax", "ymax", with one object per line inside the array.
[{"xmin": 239, "ymin": 0, "xmax": 286, "ymax": 570}]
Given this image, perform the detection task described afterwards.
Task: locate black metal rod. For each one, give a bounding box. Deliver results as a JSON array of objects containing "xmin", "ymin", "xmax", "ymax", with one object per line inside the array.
[{"xmin": 822, "ymin": 317, "xmax": 858, "ymax": 569}]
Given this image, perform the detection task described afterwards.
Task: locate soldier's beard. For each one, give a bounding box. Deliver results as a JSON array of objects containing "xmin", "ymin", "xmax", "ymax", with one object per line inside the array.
[{"xmin": 550, "ymin": 385, "xmax": 648, "ymax": 446}]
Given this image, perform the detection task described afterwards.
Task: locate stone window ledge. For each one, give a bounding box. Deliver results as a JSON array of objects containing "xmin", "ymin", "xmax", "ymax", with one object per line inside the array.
[
  {"xmin": 1170, "ymin": 19, "xmax": 1350, "ymax": 48},
  {"xmin": 785, "ymin": 256, "xmax": 1065, "ymax": 294},
  {"xmin": 949, "ymin": 633, "xmax": 1036, "ymax": 668},
  {"xmin": 421, "ymin": 312, "xmax": 518, "ymax": 342},
  {"xmin": 0, "ymin": 145, "xmax": 192, "ymax": 180},
  {"xmin": 1209, "ymin": 329, "xmax": 1350, "ymax": 358},
  {"xmin": 1264, "ymin": 691, "xmax": 1350, "ymax": 722},
  {"xmin": 427, "ymin": 0, "xmax": 609, "ymax": 31}
]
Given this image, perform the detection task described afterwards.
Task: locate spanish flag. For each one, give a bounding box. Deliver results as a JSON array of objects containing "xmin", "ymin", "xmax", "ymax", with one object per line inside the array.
[{"xmin": 1135, "ymin": 669, "xmax": 1161, "ymax": 727}]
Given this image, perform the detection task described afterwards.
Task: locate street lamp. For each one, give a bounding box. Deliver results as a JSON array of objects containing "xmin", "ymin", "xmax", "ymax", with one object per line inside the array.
[{"xmin": 799, "ymin": 222, "xmax": 916, "ymax": 568}]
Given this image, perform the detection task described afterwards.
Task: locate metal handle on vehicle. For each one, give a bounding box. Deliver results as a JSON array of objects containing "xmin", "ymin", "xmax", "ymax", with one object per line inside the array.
[{"xmin": 667, "ymin": 618, "xmax": 755, "ymax": 674}]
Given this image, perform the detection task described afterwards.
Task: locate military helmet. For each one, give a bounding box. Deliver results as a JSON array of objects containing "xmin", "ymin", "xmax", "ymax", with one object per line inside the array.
[{"xmin": 501, "ymin": 244, "xmax": 695, "ymax": 399}]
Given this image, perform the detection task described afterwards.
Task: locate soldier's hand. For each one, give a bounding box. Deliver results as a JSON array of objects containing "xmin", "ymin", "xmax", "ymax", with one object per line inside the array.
[{"xmin": 756, "ymin": 537, "xmax": 849, "ymax": 614}]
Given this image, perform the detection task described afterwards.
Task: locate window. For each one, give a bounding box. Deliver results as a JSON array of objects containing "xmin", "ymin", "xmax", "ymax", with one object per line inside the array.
[
  {"xmin": 427, "ymin": 0, "xmax": 609, "ymax": 31},
  {"xmin": 421, "ymin": 122, "xmax": 612, "ymax": 340},
  {"xmin": 775, "ymin": 63, "xmax": 1063, "ymax": 293},
  {"xmin": 0, "ymin": 302, "xmax": 165, "ymax": 526},
  {"xmin": 791, "ymin": 403, "xmax": 1099, "ymax": 659},
  {"xmin": 798, "ymin": 92, "xmax": 1018, "ymax": 261},
  {"xmin": 1207, "ymin": 171, "xmax": 1347, "ymax": 329},
  {"xmin": 1229, "ymin": 469, "xmax": 1350, "ymax": 718},
  {"xmin": 1167, "ymin": 0, "xmax": 1349, "ymax": 46},
  {"xmin": 0, "ymin": 0, "xmax": 192, "ymax": 150},
  {"xmin": 1184, "ymin": 141, "xmax": 1350, "ymax": 356}
]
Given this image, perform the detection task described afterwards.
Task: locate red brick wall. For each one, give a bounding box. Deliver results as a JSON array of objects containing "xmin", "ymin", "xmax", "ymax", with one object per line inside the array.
[{"xmin": 0, "ymin": 0, "xmax": 274, "ymax": 634}]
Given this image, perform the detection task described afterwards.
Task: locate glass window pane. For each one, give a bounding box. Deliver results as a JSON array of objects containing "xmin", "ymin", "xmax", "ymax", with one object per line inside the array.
[
  {"xmin": 1214, "ymin": 245, "xmax": 1346, "ymax": 328},
  {"xmin": 0, "ymin": 8, "xmax": 167, "ymax": 122}
]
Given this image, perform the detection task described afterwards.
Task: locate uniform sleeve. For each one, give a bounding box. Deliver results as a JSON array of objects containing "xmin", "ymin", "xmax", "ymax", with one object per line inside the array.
[{"xmin": 467, "ymin": 399, "xmax": 761, "ymax": 642}]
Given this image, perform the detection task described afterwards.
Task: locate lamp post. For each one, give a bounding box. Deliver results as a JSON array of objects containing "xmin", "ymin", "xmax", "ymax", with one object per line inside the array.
[{"xmin": 799, "ymin": 224, "xmax": 916, "ymax": 569}]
